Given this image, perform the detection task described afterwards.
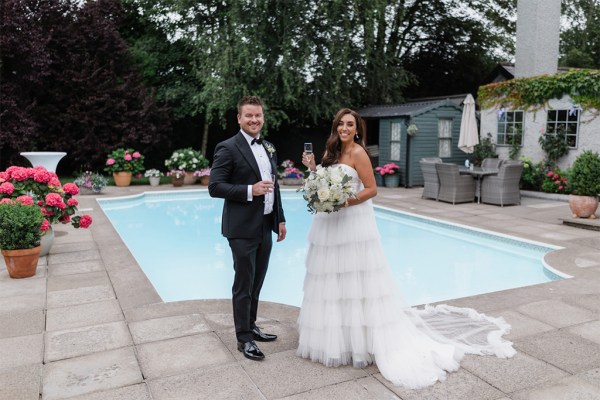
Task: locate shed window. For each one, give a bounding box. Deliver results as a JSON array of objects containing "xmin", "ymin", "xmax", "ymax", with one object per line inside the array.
[
  {"xmin": 546, "ymin": 109, "xmax": 579, "ymax": 148},
  {"xmin": 438, "ymin": 118, "xmax": 452, "ymax": 157},
  {"xmin": 390, "ymin": 122, "xmax": 401, "ymax": 161}
]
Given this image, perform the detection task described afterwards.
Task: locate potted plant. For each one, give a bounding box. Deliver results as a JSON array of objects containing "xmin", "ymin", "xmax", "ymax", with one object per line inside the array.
[
  {"xmin": 73, "ymin": 171, "xmax": 108, "ymax": 194},
  {"xmin": 167, "ymin": 170, "xmax": 186, "ymax": 187},
  {"xmin": 0, "ymin": 201, "xmax": 45, "ymax": 278},
  {"xmin": 0, "ymin": 166, "xmax": 93, "ymax": 256},
  {"xmin": 104, "ymin": 148, "xmax": 145, "ymax": 187},
  {"xmin": 375, "ymin": 162, "xmax": 401, "ymax": 187},
  {"xmin": 164, "ymin": 148, "xmax": 209, "ymax": 185},
  {"xmin": 567, "ymin": 150, "xmax": 600, "ymax": 219},
  {"xmin": 277, "ymin": 160, "xmax": 304, "ymax": 185},
  {"xmin": 144, "ymin": 169, "xmax": 163, "ymax": 187},
  {"xmin": 193, "ymin": 168, "xmax": 211, "ymax": 185}
]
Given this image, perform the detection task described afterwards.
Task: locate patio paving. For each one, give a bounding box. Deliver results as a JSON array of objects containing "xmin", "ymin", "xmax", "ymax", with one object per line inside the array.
[{"xmin": 1, "ymin": 184, "xmax": 599, "ymax": 399}]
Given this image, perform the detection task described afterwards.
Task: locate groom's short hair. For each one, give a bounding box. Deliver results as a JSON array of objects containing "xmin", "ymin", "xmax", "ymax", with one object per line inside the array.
[{"xmin": 237, "ymin": 96, "xmax": 264, "ymax": 113}]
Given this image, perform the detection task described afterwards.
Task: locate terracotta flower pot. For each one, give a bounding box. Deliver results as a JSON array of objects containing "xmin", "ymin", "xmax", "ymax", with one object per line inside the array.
[
  {"xmin": 2, "ymin": 246, "xmax": 41, "ymax": 279},
  {"xmin": 568, "ymin": 194, "xmax": 599, "ymax": 219},
  {"xmin": 199, "ymin": 176, "xmax": 210, "ymax": 185},
  {"xmin": 171, "ymin": 175, "xmax": 185, "ymax": 187},
  {"xmin": 183, "ymin": 171, "xmax": 197, "ymax": 185},
  {"xmin": 113, "ymin": 172, "xmax": 132, "ymax": 187}
]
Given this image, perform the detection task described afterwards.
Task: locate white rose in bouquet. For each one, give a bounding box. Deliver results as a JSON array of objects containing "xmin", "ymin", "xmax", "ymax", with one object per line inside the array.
[{"xmin": 298, "ymin": 165, "xmax": 356, "ymax": 214}]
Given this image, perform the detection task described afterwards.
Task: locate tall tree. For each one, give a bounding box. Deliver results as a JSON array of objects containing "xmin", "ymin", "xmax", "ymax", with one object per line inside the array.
[
  {"xmin": 0, "ymin": 0, "xmax": 171, "ymax": 172},
  {"xmin": 560, "ymin": 0, "xmax": 600, "ymax": 68}
]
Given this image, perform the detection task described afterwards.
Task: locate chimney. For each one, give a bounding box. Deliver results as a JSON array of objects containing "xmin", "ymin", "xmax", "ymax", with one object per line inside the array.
[{"xmin": 514, "ymin": 0, "xmax": 561, "ymax": 78}]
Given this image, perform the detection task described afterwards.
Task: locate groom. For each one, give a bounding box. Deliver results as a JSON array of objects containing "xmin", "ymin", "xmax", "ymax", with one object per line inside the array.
[{"xmin": 208, "ymin": 96, "xmax": 286, "ymax": 361}]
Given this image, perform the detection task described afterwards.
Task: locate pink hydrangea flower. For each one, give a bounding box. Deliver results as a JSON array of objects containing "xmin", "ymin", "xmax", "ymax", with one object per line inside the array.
[
  {"xmin": 78, "ymin": 215, "xmax": 93, "ymax": 228},
  {"xmin": 16, "ymin": 195, "xmax": 34, "ymax": 205},
  {"xmin": 45, "ymin": 193, "xmax": 66, "ymax": 208},
  {"xmin": 9, "ymin": 167, "xmax": 30, "ymax": 181},
  {"xmin": 63, "ymin": 183, "xmax": 79, "ymax": 195},
  {"xmin": 0, "ymin": 171, "xmax": 8, "ymax": 182},
  {"xmin": 106, "ymin": 158, "xmax": 116, "ymax": 165},
  {"xmin": 0, "ymin": 198, "xmax": 14, "ymax": 204},
  {"xmin": 40, "ymin": 219, "xmax": 50, "ymax": 232},
  {"xmin": 124, "ymin": 154, "xmax": 132, "ymax": 161},
  {"xmin": 67, "ymin": 198, "xmax": 78, "ymax": 207},
  {"xmin": 0, "ymin": 181, "xmax": 15, "ymax": 195},
  {"xmin": 132, "ymin": 152, "xmax": 141, "ymax": 159},
  {"xmin": 34, "ymin": 169, "xmax": 52, "ymax": 183}
]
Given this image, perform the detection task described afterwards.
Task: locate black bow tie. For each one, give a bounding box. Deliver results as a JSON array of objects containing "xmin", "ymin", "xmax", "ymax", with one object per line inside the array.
[{"xmin": 251, "ymin": 137, "xmax": 263, "ymax": 145}]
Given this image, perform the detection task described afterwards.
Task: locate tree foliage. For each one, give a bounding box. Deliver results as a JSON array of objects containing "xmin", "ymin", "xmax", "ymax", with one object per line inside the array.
[
  {"xmin": 560, "ymin": 0, "xmax": 600, "ymax": 68},
  {"xmin": 0, "ymin": 0, "xmax": 171, "ymax": 172}
]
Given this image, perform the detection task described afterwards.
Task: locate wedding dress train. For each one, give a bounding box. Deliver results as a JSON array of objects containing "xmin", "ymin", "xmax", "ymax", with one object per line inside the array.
[{"xmin": 296, "ymin": 164, "xmax": 515, "ymax": 389}]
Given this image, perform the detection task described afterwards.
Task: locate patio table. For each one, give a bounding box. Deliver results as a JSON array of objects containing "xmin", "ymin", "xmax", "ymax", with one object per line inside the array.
[{"xmin": 459, "ymin": 166, "xmax": 499, "ymax": 204}]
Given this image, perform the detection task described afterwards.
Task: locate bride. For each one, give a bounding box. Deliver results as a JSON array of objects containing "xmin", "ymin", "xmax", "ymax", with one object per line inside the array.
[{"xmin": 297, "ymin": 108, "xmax": 515, "ymax": 389}]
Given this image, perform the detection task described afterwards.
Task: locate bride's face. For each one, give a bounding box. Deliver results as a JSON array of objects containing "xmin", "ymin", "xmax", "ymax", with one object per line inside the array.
[{"xmin": 337, "ymin": 114, "xmax": 356, "ymax": 144}]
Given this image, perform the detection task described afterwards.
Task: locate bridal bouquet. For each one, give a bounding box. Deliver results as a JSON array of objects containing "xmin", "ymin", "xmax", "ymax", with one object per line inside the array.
[{"xmin": 299, "ymin": 165, "xmax": 355, "ymax": 213}]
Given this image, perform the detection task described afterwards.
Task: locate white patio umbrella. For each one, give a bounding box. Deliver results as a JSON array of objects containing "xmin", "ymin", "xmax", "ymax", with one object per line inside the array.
[{"xmin": 458, "ymin": 94, "xmax": 479, "ymax": 154}]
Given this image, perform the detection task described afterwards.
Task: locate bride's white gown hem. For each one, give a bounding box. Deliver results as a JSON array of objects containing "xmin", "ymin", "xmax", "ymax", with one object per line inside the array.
[{"xmin": 296, "ymin": 164, "xmax": 516, "ymax": 389}]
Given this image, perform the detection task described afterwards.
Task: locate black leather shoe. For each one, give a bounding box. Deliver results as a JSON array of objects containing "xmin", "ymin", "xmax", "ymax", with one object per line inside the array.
[
  {"xmin": 252, "ymin": 326, "xmax": 277, "ymax": 342},
  {"xmin": 237, "ymin": 340, "xmax": 265, "ymax": 361}
]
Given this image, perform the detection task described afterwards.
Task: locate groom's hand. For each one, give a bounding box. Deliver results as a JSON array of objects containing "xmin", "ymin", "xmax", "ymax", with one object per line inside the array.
[
  {"xmin": 252, "ymin": 181, "xmax": 274, "ymax": 196},
  {"xmin": 277, "ymin": 223, "xmax": 287, "ymax": 242}
]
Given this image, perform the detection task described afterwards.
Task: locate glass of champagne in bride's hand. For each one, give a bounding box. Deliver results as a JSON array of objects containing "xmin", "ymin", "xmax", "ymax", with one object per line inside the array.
[{"xmin": 304, "ymin": 143, "xmax": 313, "ymax": 156}]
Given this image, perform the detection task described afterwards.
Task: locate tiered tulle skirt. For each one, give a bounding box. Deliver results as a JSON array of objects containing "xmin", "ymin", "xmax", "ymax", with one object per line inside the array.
[{"xmin": 296, "ymin": 200, "xmax": 516, "ymax": 389}]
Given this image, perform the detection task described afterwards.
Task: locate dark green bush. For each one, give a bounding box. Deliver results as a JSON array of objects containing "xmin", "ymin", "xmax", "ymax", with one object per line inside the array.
[
  {"xmin": 569, "ymin": 150, "xmax": 600, "ymax": 196},
  {"xmin": 473, "ymin": 133, "xmax": 498, "ymax": 166},
  {"xmin": 0, "ymin": 203, "xmax": 44, "ymax": 250}
]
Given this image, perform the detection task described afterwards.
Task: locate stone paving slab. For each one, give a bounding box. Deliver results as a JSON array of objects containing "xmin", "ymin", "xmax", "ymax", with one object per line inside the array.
[
  {"xmin": 66, "ymin": 383, "xmax": 151, "ymax": 400},
  {"xmin": 45, "ymin": 321, "xmax": 132, "ymax": 362},
  {"xmin": 515, "ymin": 329, "xmax": 600, "ymax": 374},
  {"xmin": 0, "ymin": 333, "xmax": 44, "ymax": 370},
  {"xmin": 128, "ymin": 314, "xmax": 210, "ymax": 344},
  {"xmin": 47, "ymin": 285, "xmax": 115, "ymax": 308},
  {"xmin": 377, "ymin": 368, "xmax": 505, "ymax": 400},
  {"xmin": 147, "ymin": 364, "xmax": 266, "ymax": 400},
  {"xmin": 0, "ymin": 277, "xmax": 46, "ymax": 298},
  {"xmin": 510, "ymin": 375, "xmax": 600, "ymax": 400},
  {"xmin": 240, "ymin": 349, "xmax": 369, "ymax": 399},
  {"xmin": 568, "ymin": 320, "xmax": 600, "ymax": 345},
  {"xmin": 48, "ymin": 248, "xmax": 102, "ymax": 264},
  {"xmin": 0, "ymin": 309, "xmax": 45, "ymax": 339},
  {"xmin": 279, "ymin": 378, "xmax": 395, "ymax": 400},
  {"xmin": 460, "ymin": 352, "xmax": 569, "ymax": 394},
  {"xmin": 48, "ymin": 241, "xmax": 98, "ymax": 254},
  {"xmin": 136, "ymin": 332, "xmax": 234, "ymax": 379},
  {"xmin": 516, "ymin": 299, "xmax": 597, "ymax": 328},
  {"xmin": 42, "ymin": 347, "xmax": 143, "ymax": 400},
  {"xmin": 0, "ymin": 293, "xmax": 46, "ymax": 315},
  {"xmin": 47, "ymin": 270, "xmax": 110, "ymax": 292},
  {"xmin": 48, "ymin": 260, "xmax": 105, "ymax": 277},
  {"xmin": 498, "ymin": 310, "xmax": 554, "ymax": 340},
  {"xmin": 0, "ymin": 364, "xmax": 41, "ymax": 400},
  {"xmin": 46, "ymin": 299, "xmax": 123, "ymax": 331}
]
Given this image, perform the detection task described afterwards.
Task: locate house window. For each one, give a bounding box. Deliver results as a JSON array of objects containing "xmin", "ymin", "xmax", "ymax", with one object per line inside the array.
[
  {"xmin": 546, "ymin": 109, "xmax": 579, "ymax": 148},
  {"xmin": 390, "ymin": 122, "xmax": 401, "ymax": 161},
  {"xmin": 497, "ymin": 110, "xmax": 524, "ymax": 146},
  {"xmin": 438, "ymin": 118, "xmax": 452, "ymax": 157}
]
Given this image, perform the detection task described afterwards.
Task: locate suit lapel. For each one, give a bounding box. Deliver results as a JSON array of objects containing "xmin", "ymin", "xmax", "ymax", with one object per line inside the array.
[
  {"xmin": 234, "ymin": 131, "xmax": 261, "ymax": 180},
  {"xmin": 263, "ymin": 140, "xmax": 278, "ymax": 177}
]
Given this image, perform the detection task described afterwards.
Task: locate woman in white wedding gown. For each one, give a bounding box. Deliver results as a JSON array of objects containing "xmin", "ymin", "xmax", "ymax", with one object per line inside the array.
[{"xmin": 297, "ymin": 108, "xmax": 515, "ymax": 389}]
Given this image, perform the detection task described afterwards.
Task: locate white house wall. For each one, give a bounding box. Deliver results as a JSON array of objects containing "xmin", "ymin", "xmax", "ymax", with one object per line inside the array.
[{"xmin": 480, "ymin": 95, "xmax": 600, "ymax": 169}]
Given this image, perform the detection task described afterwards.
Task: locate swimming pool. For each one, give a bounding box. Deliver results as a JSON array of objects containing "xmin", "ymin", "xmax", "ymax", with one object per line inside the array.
[{"xmin": 97, "ymin": 190, "xmax": 568, "ymax": 307}]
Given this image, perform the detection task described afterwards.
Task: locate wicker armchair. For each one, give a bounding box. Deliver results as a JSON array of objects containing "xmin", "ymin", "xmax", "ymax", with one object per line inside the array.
[
  {"xmin": 419, "ymin": 158, "xmax": 442, "ymax": 200},
  {"xmin": 481, "ymin": 157, "xmax": 503, "ymax": 169},
  {"xmin": 480, "ymin": 162, "xmax": 524, "ymax": 206},
  {"xmin": 435, "ymin": 163, "xmax": 476, "ymax": 204}
]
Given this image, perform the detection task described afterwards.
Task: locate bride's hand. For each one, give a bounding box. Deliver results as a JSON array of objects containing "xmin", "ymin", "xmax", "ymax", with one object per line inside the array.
[{"xmin": 302, "ymin": 152, "xmax": 316, "ymax": 171}]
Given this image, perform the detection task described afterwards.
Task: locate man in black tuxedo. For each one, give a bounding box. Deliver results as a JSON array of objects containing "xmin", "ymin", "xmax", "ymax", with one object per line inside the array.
[{"xmin": 208, "ymin": 96, "xmax": 286, "ymax": 361}]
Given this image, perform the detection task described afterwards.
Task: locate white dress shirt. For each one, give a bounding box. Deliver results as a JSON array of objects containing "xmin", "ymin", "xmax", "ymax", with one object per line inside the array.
[{"xmin": 241, "ymin": 130, "xmax": 274, "ymax": 214}]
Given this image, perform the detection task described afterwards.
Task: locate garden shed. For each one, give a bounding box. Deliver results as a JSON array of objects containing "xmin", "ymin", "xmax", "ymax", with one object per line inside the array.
[{"xmin": 359, "ymin": 95, "xmax": 469, "ymax": 187}]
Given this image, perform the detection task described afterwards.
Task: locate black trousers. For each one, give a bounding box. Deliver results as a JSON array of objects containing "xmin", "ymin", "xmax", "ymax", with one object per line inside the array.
[{"xmin": 227, "ymin": 213, "xmax": 273, "ymax": 343}]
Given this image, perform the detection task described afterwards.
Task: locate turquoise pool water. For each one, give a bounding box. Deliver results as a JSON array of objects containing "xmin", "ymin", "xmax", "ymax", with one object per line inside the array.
[{"xmin": 97, "ymin": 190, "xmax": 567, "ymax": 307}]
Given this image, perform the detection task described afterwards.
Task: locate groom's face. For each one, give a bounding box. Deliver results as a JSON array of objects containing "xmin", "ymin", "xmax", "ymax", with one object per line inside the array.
[{"xmin": 238, "ymin": 104, "xmax": 264, "ymax": 137}]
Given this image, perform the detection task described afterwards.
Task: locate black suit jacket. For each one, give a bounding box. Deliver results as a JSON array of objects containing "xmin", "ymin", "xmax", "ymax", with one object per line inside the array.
[{"xmin": 208, "ymin": 131, "xmax": 285, "ymax": 239}]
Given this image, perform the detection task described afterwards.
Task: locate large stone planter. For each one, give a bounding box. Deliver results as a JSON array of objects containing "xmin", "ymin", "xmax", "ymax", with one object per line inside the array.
[
  {"xmin": 569, "ymin": 194, "xmax": 599, "ymax": 219},
  {"xmin": 384, "ymin": 174, "xmax": 400, "ymax": 187},
  {"xmin": 40, "ymin": 226, "xmax": 54, "ymax": 257}
]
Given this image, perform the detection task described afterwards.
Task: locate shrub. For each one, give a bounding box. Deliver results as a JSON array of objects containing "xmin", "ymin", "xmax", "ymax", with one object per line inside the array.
[
  {"xmin": 519, "ymin": 156, "xmax": 545, "ymax": 191},
  {"xmin": 473, "ymin": 133, "xmax": 497, "ymax": 166},
  {"xmin": 0, "ymin": 202, "xmax": 45, "ymax": 250},
  {"xmin": 568, "ymin": 150, "xmax": 600, "ymax": 196},
  {"xmin": 541, "ymin": 168, "xmax": 570, "ymax": 194}
]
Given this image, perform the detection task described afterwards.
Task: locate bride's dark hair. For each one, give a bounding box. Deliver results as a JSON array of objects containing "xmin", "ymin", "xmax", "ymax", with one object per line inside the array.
[{"xmin": 321, "ymin": 108, "xmax": 368, "ymax": 167}]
